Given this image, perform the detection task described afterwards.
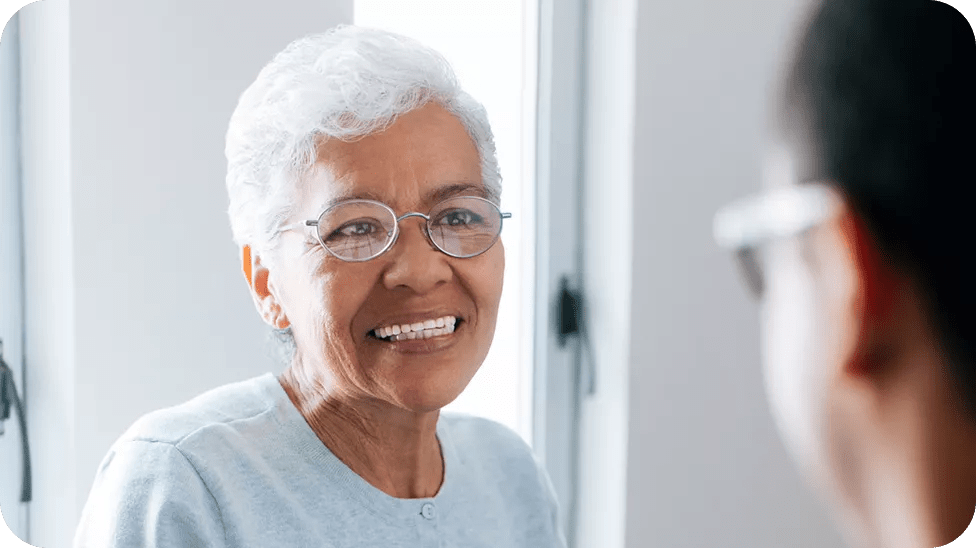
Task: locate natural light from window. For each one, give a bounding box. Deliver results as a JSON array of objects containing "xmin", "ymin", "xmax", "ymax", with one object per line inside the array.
[{"xmin": 354, "ymin": 0, "xmax": 536, "ymax": 444}]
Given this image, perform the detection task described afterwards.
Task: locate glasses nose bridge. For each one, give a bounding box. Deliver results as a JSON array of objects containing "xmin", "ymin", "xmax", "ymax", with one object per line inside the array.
[
  {"xmin": 394, "ymin": 211, "xmax": 432, "ymax": 236},
  {"xmin": 395, "ymin": 211, "xmax": 431, "ymax": 225},
  {"xmin": 391, "ymin": 210, "xmax": 435, "ymax": 250}
]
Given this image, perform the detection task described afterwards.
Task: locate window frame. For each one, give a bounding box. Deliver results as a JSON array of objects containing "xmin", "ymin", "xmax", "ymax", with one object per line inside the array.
[
  {"xmin": 532, "ymin": 0, "xmax": 588, "ymax": 544},
  {"xmin": 0, "ymin": 10, "xmax": 30, "ymax": 543}
]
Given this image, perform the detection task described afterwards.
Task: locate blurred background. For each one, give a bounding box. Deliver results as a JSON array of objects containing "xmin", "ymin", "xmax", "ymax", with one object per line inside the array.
[{"xmin": 0, "ymin": 0, "xmax": 849, "ymax": 546}]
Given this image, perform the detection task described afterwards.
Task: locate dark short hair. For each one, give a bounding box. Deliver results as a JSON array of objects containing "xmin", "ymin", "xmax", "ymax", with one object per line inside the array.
[{"xmin": 781, "ymin": 0, "xmax": 976, "ymax": 420}]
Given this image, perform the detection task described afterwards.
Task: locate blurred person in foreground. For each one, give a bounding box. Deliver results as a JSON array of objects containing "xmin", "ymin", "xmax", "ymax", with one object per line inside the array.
[
  {"xmin": 714, "ymin": 1, "xmax": 976, "ymax": 547},
  {"xmin": 74, "ymin": 25, "xmax": 564, "ymax": 548}
]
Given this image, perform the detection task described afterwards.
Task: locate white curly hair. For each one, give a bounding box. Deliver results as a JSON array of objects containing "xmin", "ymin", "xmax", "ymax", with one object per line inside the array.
[{"xmin": 225, "ymin": 24, "xmax": 501, "ymax": 258}]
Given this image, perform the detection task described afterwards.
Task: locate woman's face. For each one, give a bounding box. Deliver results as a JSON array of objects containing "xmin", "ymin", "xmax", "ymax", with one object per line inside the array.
[{"xmin": 265, "ymin": 103, "xmax": 504, "ymax": 413}]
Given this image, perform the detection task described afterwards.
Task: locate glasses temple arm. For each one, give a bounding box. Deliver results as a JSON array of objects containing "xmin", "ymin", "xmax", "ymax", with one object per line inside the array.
[{"xmin": 276, "ymin": 220, "xmax": 319, "ymax": 235}]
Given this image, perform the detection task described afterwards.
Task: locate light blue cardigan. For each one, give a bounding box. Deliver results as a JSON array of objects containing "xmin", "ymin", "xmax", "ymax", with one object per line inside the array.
[{"xmin": 74, "ymin": 373, "xmax": 566, "ymax": 548}]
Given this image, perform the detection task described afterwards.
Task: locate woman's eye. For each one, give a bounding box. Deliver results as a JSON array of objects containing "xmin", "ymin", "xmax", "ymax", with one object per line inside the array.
[
  {"xmin": 344, "ymin": 222, "xmax": 376, "ymax": 235},
  {"xmin": 436, "ymin": 209, "xmax": 483, "ymax": 227},
  {"xmin": 330, "ymin": 220, "xmax": 381, "ymax": 239}
]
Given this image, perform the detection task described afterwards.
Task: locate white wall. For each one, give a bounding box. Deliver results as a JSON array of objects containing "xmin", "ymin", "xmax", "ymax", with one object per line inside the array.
[
  {"xmin": 620, "ymin": 0, "xmax": 848, "ymax": 546},
  {"xmin": 18, "ymin": 1, "xmax": 352, "ymax": 546}
]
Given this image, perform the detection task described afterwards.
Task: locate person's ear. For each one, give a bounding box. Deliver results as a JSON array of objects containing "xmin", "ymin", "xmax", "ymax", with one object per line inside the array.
[
  {"xmin": 837, "ymin": 210, "xmax": 902, "ymax": 382},
  {"xmin": 242, "ymin": 245, "xmax": 291, "ymax": 330}
]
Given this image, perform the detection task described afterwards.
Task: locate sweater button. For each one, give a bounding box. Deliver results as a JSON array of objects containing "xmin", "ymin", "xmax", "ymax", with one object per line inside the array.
[{"xmin": 421, "ymin": 503, "xmax": 436, "ymax": 520}]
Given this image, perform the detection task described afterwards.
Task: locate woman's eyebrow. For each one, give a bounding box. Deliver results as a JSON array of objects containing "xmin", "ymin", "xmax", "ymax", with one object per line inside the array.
[
  {"xmin": 321, "ymin": 190, "xmax": 388, "ymax": 209},
  {"xmin": 424, "ymin": 182, "xmax": 488, "ymax": 204},
  {"xmin": 317, "ymin": 182, "xmax": 487, "ymax": 211}
]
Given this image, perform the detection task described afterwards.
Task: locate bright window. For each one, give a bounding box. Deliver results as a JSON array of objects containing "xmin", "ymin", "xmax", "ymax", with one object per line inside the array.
[{"xmin": 354, "ymin": 0, "xmax": 537, "ymax": 444}]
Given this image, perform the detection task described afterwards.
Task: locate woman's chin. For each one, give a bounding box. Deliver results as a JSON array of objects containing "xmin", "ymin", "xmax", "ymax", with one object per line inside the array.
[
  {"xmin": 375, "ymin": 350, "xmax": 483, "ymax": 413},
  {"xmin": 395, "ymin": 391, "xmax": 460, "ymax": 413}
]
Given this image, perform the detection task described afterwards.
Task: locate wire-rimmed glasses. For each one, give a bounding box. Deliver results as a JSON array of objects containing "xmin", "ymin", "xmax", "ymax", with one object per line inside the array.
[
  {"xmin": 282, "ymin": 195, "xmax": 512, "ymax": 262},
  {"xmin": 712, "ymin": 182, "xmax": 842, "ymax": 298}
]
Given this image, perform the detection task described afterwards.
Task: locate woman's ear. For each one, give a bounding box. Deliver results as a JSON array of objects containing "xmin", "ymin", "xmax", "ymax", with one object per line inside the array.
[
  {"xmin": 242, "ymin": 244, "xmax": 255, "ymax": 287},
  {"xmin": 838, "ymin": 210, "xmax": 902, "ymax": 382},
  {"xmin": 242, "ymin": 245, "xmax": 291, "ymax": 329}
]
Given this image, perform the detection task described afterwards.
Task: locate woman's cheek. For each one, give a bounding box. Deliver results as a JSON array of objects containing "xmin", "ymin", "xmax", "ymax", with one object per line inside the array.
[{"xmin": 761, "ymin": 240, "xmax": 833, "ymax": 479}]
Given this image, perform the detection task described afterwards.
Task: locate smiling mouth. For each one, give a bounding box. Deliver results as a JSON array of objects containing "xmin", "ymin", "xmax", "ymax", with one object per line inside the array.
[{"xmin": 369, "ymin": 315, "xmax": 462, "ymax": 342}]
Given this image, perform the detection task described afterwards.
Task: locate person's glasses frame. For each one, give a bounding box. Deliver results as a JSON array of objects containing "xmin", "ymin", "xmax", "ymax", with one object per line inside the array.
[
  {"xmin": 282, "ymin": 195, "xmax": 512, "ymax": 262},
  {"xmin": 712, "ymin": 181, "xmax": 842, "ymax": 298}
]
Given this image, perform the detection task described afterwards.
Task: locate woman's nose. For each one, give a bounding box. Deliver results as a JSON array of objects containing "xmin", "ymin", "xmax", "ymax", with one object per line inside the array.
[{"xmin": 381, "ymin": 218, "xmax": 453, "ymax": 293}]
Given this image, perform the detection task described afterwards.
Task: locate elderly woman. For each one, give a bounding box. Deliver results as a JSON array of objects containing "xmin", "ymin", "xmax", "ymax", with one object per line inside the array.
[{"xmin": 74, "ymin": 26, "xmax": 564, "ymax": 547}]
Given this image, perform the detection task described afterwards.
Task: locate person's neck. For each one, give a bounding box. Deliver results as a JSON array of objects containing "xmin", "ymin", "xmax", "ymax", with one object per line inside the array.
[
  {"xmin": 859, "ymin": 343, "xmax": 976, "ymax": 548},
  {"xmin": 278, "ymin": 366, "xmax": 444, "ymax": 499}
]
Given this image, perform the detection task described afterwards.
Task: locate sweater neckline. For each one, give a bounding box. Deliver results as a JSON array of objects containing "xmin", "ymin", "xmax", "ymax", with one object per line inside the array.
[{"xmin": 255, "ymin": 372, "xmax": 462, "ymax": 526}]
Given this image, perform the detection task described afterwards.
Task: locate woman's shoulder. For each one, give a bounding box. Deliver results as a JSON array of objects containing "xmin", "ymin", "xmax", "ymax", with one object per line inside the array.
[
  {"xmin": 119, "ymin": 373, "xmax": 283, "ymax": 448},
  {"xmin": 439, "ymin": 413, "xmax": 535, "ymax": 465},
  {"xmin": 439, "ymin": 412, "xmax": 561, "ymax": 534}
]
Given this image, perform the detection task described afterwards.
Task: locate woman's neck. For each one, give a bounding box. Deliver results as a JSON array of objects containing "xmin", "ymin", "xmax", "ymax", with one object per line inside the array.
[
  {"xmin": 278, "ymin": 366, "xmax": 444, "ymax": 499},
  {"xmin": 859, "ymin": 343, "xmax": 976, "ymax": 548}
]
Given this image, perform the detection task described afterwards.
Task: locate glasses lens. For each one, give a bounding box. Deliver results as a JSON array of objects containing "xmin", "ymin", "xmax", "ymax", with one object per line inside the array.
[
  {"xmin": 427, "ymin": 197, "xmax": 503, "ymax": 258},
  {"xmin": 735, "ymin": 246, "xmax": 764, "ymax": 298},
  {"xmin": 318, "ymin": 201, "xmax": 396, "ymax": 261}
]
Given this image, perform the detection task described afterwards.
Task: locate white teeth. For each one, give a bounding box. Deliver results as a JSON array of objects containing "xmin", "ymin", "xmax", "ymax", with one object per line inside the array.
[{"xmin": 375, "ymin": 315, "xmax": 459, "ymax": 341}]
